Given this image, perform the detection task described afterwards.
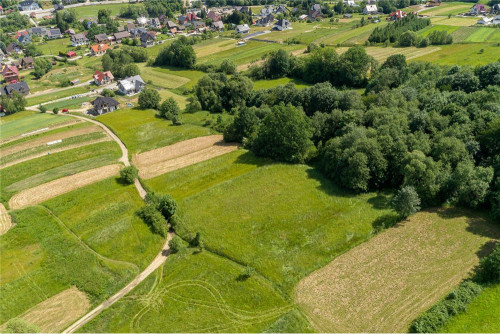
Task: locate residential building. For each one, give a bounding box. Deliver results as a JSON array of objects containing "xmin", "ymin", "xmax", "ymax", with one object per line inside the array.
[
  {"xmin": 18, "ymin": 57, "xmax": 34, "ymax": 69},
  {"xmin": 54, "ymin": 3, "xmax": 64, "ymax": 10},
  {"xmin": 129, "ymin": 27, "xmax": 146, "ymax": 38},
  {"xmin": 1, "ymin": 81, "xmax": 30, "ymax": 96},
  {"xmin": 94, "ymin": 33, "xmax": 108, "ymax": 44},
  {"xmin": 235, "ymin": 24, "xmax": 250, "ymax": 34},
  {"xmin": 136, "ymin": 16, "xmax": 148, "ymax": 26},
  {"xmin": 390, "ymin": 10, "xmax": 406, "ymax": 20},
  {"xmin": 46, "ymin": 28, "xmax": 63, "ymax": 39},
  {"xmin": 274, "ymin": 5, "xmax": 289, "ymax": 14},
  {"xmin": 363, "ymin": 5, "xmax": 378, "ymax": 14},
  {"xmin": 113, "ymin": 31, "xmax": 131, "ymax": 43},
  {"xmin": 207, "ymin": 10, "xmax": 221, "ymax": 21},
  {"xmin": 273, "ymin": 19, "xmax": 291, "ymax": 31},
  {"xmin": 345, "ymin": 0, "xmax": 358, "ymax": 6},
  {"xmin": 2, "ymin": 65, "xmax": 19, "ymax": 83},
  {"xmin": 126, "ymin": 22, "xmax": 136, "ymax": 31},
  {"xmin": 89, "ymin": 96, "xmax": 119, "ymax": 116},
  {"xmin": 117, "ymin": 75, "xmax": 145, "ymax": 95},
  {"xmin": 493, "ymin": 15, "xmax": 500, "ymax": 24},
  {"xmin": 477, "ymin": 17, "xmax": 492, "ymax": 25},
  {"xmin": 140, "ymin": 32, "xmax": 155, "ymax": 47},
  {"xmin": 71, "ymin": 33, "xmax": 89, "ymax": 46},
  {"xmin": 212, "ymin": 21, "xmax": 224, "ymax": 31},
  {"xmin": 29, "ymin": 27, "xmax": 47, "ymax": 37},
  {"xmin": 93, "ymin": 70, "xmax": 114, "ymax": 85},
  {"xmin": 90, "ymin": 43, "xmax": 109, "ymax": 56},
  {"xmin": 17, "ymin": 34, "xmax": 31, "ymax": 45},
  {"xmin": 310, "ymin": 4, "xmax": 321, "ymax": 12},
  {"xmin": 5, "ymin": 43, "xmax": 22, "ymax": 55},
  {"xmin": 0, "ymin": 49, "xmax": 4, "ymax": 64},
  {"xmin": 256, "ymin": 14, "xmax": 274, "ymax": 27},
  {"xmin": 166, "ymin": 20, "xmax": 178, "ymax": 30},
  {"xmin": 470, "ymin": 3, "xmax": 486, "ymax": 15},
  {"xmin": 18, "ymin": 0, "xmax": 39, "ymax": 11},
  {"xmin": 490, "ymin": 4, "xmax": 500, "ymax": 14},
  {"xmin": 66, "ymin": 51, "xmax": 77, "ymax": 57},
  {"xmin": 178, "ymin": 12, "xmax": 199, "ymax": 25},
  {"xmin": 149, "ymin": 17, "xmax": 161, "ymax": 28}
]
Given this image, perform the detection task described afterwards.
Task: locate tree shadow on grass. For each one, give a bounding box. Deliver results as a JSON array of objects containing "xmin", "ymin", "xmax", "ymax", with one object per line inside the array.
[
  {"xmin": 435, "ymin": 207, "xmax": 500, "ymax": 240},
  {"xmin": 372, "ymin": 213, "xmax": 401, "ymax": 233}
]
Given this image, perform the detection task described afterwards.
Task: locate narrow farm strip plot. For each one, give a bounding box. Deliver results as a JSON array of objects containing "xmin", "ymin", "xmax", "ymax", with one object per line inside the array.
[
  {"xmin": 411, "ymin": 43, "xmax": 499, "ymax": 65},
  {"xmin": 0, "ymin": 135, "xmax": 110, "ymax": 169},
  {"xmin": 465, "ymin": 27, "xmax": 497, "ymax": 42},
  {"xmin": 336, "ymin": 46, "xmax": 441, "ymax": 62},
  {"xmin": 134, "ymin": 135, "xmax": 239, "ymax": 179},
  {"xmin": 138, "ymin": 64, "xmax": 191, "ymax": 89},
  {"xmin": 295, "ymin": 209, "xmax": 500, "ymax": 333},
  {"xmin": 9, "ymin": 164, "xmax": 122, "ymax": 209},
  {"xmin": 0, "ymin": 112, "xmax": 76, "ymax": 142},
  {"xmin": 15, "ymin": 286, "xmax": 90, "ymax": 333},
  {"xmin": 0, "ymin": 204, "xmax": 12, "ymax": 236},
  {"xmin": 451, "ymin": 27, "xmax": 479, "ymax": 42}
]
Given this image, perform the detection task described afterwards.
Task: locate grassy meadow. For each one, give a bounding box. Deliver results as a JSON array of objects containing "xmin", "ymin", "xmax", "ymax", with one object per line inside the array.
[
  {"xmin": 26, "ymin": 86, "xmax": 91, "ymax": 106},
  {"xmin": 81, "ymin": 250, "xmax": 313, "ymax": 333},
  {"xmin": 0, "ymin": 111, "xmax": 70, "ymax": 140},
  {"xmin": 412, "ymin": 43, "xmax": 500, "ymax": 65},
  {"xmin": 145, "ymin": 150, "xmax": 396, "ymax": 293}
]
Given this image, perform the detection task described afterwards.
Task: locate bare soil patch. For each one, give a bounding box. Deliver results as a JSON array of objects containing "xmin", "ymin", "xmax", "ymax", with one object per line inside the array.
[
  {"xmin": 0, "ymin": 203, "xmax": 13, "ymax": 235},
  {"xmin": 9, "ymin": 164, "xmax": 122, "ymax": 209},
  {"xmin": 0, "ymin": 125, "xmax": 103, "ymax": 156},
  {"xmin": 295, "ymin": 208, "xmax": 500, "ymax": 333},
  {"xmin": 19, "ymin": 286, "xmax": 90, "ymax": 333},
  {"xmin": 133, "ymin": 135, "xmax": 239, "ymax": 179}
]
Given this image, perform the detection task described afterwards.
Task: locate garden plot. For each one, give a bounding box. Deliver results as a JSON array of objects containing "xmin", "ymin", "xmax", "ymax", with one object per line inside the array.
[
  {"xmin": 295, "ymin": 209, "xmax": 500, "ymax": 333},
  {"xmin": 133, "ymin": 135, "xmax": 239, "ymax": 179},
  {"xmin": 9, "ymin": 164, "xmax": 122, "ymax": 209}
]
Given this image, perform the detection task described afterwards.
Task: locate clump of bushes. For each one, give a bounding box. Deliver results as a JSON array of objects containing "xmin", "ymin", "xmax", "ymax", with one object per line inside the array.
[
  {"xmin": 136, "ymin": 205, "xmax": 168, "ymax": 237},
  {"xmin": 409, "ymin": 281, "xmax": 483, "ymax": 333},
  {"xmin": 475, "ymin": 243, "xmax": 500, "ymax": 284},
  {"xmin": 5, "ymin": 318, "xmax": 40, "ymax": 333},
  {"xmin": 168, "ymin": 235, "xmax": 186, "ymax": 253},
  {"xmin": 137, "ymin": 192, "xmax": 178, "ymax": 237},
  {"xmin": 120, "ymin": 166, "xmax": 138, "ymax": 184}
]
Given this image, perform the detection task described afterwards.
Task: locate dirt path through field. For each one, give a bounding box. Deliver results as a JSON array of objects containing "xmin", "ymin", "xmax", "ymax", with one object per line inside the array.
[
  {"xmin": 0, "ymin": 125, "xmax": 103, "ymax": 156},
  {"xmin": 133, "ymin": 135, "xmax": 239, "ymax": 179},
  {"xmin": 9, "ymin": 164, "xmax": 122, "ymax": 209},
  {"xmin": 0, "ymin": 203, "xmax": 12, "ymax": 235},
  {"xmin": 295, "ymin": 209, "xmax": 500, "ymax": 333},
  {"xmin": 0, "ymin": 137, "xmax": 111, "ymax": 169},
  {"xmin": 63, "ymin": 233, "xmax": 173, "ymax": 333}
]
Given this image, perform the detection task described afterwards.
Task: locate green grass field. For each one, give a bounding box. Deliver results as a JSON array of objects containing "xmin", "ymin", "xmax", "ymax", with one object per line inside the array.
[
  {"xmin": 71, "ymin": 3, "xmax": 141, "ymax": 19},
  {"xmin": 37, "ymin": 38, "xmax": 74, "ymax": 55},
  {"xmin": 0, "ymin": 111, "xmax": 70, "ymax": 140},
  {"xmin": 43, "ymin": 96, "xmax": 94, "ymax": 110},
  {"xmin": 419, "ymin": 2, "xmax": 473, "ymax": 16},
  {"xmin": 419, "ymin": 25, "xmax": 461, "ymax": 37},
  {"xmin": 26, "ymin": 86, "xmax": 91, "ymax": 106},
  {"xmin": 0, "ymin": 141, "xmax": 122, "ymax": 205},
  {"xmin": 440, "ymin": 284, "xmax": 500, "ymax": 333},
  {"xmin": 145, "ymin": 150, "xmax": 396, "ymax": 293},
  {"xmin": 97, "ymin": 108, "xmax": 216, "ymax": 155},
  {"xmin": 253, "ymin": 77, "xmax": 311, "ymax": 90},
  {"xmin": 80, "ymin": 250, "xmax": 313, "ymax": 333},
  {"xmin": 411, "ymin": 43, "xmax": 500, "ymax": 65},
  {"xmin": 465, "ymin": 28, "xmax": 500, "ymax": 42},
  {"xmin": 22, "ymin": 63, "xmax": 94, "ymax": 94}
]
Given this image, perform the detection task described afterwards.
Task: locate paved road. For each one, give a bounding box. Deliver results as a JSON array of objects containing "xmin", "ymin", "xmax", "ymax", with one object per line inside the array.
[{"xmin": 61, "ymin": 112, "xmax": 170, "ymax": 333}]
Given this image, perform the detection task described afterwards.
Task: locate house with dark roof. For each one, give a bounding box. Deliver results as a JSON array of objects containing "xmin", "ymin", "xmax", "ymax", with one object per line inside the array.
[
  {"xmin": 71, "ymin": 33, "xmax": 89, "ymax": 46},
  {"xmin": 2, "ymin": 81, "xmax": 30, "ymax": 96},
  {"xmin": 310, "ymin": 4, "xmax": 321, "ymax": 12},
  {"xmin": 89, "ymin": 96, "xmax": 119, "ymax": 115},
  {"xmin": 212, "ymin": 21, "xmax": 224, "ymax": 31},
  {"xmin": 54, "ymin": 3, "xmax": 64, "ymax": 10},
  {"xmin": 94, "ymin": 33, "xmax": 108, "ymax": 44},
  {"xmin": 126, "ymin": 22, "xmax": 136, "ymax": 31},
  {"xmin": 178, "ymin": 12, "xmax": 199, "ymax": 25},
  {"xmin": 18, "ymin": 57, "xmax": 34, "ymax": 69},
  {"xmin": 93, "ymin": 70, "xmax": 114, "ymax": 85},
  {"xmin": 113, "ymin": 31, "xmax": 131, "ymax": 43},
  {"xmin": 309, "ymin": 9, "xmax": 322, "ymax": 19},
  {"xmin": 274, "ymin": 5, "xmax": 289, "ymax": 14},
  {"xmin": 2, "ymin": 65, "xmax": 19, "ymax": 83},
  {"xmin": 256, "ymin": 14, "xmax": 274, "ymax": 26},
  {"xmin": 234, "ymin": 6, "xmax": 250, "ymax": 14},
  {"xmin": 5, "ymin": 43, "xmax": 22, "ymax": 55},
  {"xmin": 273, "ymin": 19, "xmax": 291, "ymax": 31},
  {"xmin": 140, "ymin": 32, "xmax": 155, "ymax": 47},
  {"xmin": 29, "ymin": 27, "xmax": 47, "ymax": 37},
  {"xmin": 166, "ymin": 20, "xmax": 178, "ymax": 30},
  {"xmin": 17, "ymin": 34, "xmax": 31, "ymax": 45},
  {"xmin": 149, "ymin": 17, "xmax": 161, "ymax": 28},
  {"xmin": 18, "ymin": 0, "xmax": 39, "ymax": 11},
  {"xmin": 46, "ymin": 28, "xmax": 63, "ymax": 39}
]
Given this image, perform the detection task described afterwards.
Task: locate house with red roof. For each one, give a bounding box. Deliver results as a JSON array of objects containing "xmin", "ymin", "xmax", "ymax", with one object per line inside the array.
[
  {"xmin": 93, "ymin": 70, "xmax": 114, "ymax": 85},
  {"xmin": 90, "ymin": 43, "xmax": 109, "ymax": 56},
  {"xmin": 207, "ymin": 10, "xmax": 221, "ymax": 22},
  {"xmin": 2, "ymin": 65, "xmax": 19, "ymax": 83},
  {"xmin": 390, "ymin": 10, "xmax": 406, "ymax": 20},
  {"xmin": 66, "ymin": 51, "xmax": 77, "ymax": 58},
  {"xmin": 470, "ymin": 3, "xmax": 486, "ymax": 15}
]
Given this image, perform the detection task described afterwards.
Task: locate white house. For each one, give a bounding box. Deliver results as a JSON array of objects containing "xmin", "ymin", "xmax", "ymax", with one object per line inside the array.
[
  {"xmin": 117, "ymin": 75, "xmax": 145, "ymax": 95},
  {"xmin": 235, "ymin": 24, "xmax": 250, "ymax": 34},
  {"xmin": 18, "ymin": 0, "xmax": 39, "ymax": 11},
  {"xmin": 273, "ymin": 19, "xmax": 291, "ymax": 31},
  {"xmin": 477, "ymin": 17, "xmax": 492, "ymax": 25},
  {"xmin": 71, "ymin": 33, "xmax": 89, "ymax": 46},
  {"xmin": 363, "ymin": 5, "xmax": 378, "ymax": 14}
]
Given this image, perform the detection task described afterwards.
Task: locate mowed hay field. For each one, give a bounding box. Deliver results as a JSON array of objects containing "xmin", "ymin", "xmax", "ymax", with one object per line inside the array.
[
  {"xmin": 145, "ymin": 150, "xmax": 396, "ymax": 292},
  {"xmin": 0, "ymin": 111, "xmax": 72, "ymax": 141},
  {"xmin": 295, "ymin": 209, "xmax": 500, "ymax": 333},
  {"xmin": 419, "ymin": 2, "xmax": 473, "ymax": 16},
  {"xmin": 440, "ymin": 284, "xmax": 500, "ymax": 333},
  {"xmin": 0, "ymin": 179, "xmax": 163, "ymax": 326},
  {"xmin": 81, "ymin": 251, "xmax": 313, "ymax": 333},
  {"xmin": 411, "ymin": 43, "xmax": 500, "ymax": 65},
  {"xmin": 337, "ymin": 45, "xmax": 441, "ymax": 62},
  {"xmin": 97, "ymin": 108, "xmax": 217, "ymax": 155}
]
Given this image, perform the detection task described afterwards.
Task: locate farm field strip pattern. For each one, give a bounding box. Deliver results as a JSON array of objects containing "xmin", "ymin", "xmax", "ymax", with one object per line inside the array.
[
  {"xmin": 295, "ymin": 209, "xmax": 500, "ymax": 333},
  {"xmin": 133, "ymin": 135, "xmax": 239, "ymax": 179},
  {"xmin": 0, "ymin": 204, "xmax": 12, "ymax": 236},
  {"xmin": 0, "ymin": 118, "xmax": 79, "ymax": 144},
  {"xmin": 8, "ymin": 164, "xmax": 122, "ymax": 209}
]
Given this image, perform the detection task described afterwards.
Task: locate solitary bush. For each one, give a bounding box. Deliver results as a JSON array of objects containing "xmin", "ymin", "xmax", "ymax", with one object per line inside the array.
[
  {"xmin": 409, "ymin": 281, "xmax": 482, "ymax": 333},
  {"xmin": 159, "ymin": 97, "xmax": 180, "ymax": 120},
  {"xmin": 120, "ymin": 166, "xmax": 138, "ymax": 184},
  {"xmin": 5, "ymin": 318, "xmax": 40, "ymax": 333},
  {"xmin": 39, "ymin": 104, "xmax": 47, "ymax": 113},
  {"xmin": 138, "ymin": 88, "xmax": 161, "ymax": 110},
  {"xmin": 168, "ymin": 235, "xmax": 185, "ymax": 253},
  {"xmin": 392, "ymin": 186, "xmax": 421, "ymax": 218},
  {"xmin": 145, "ymin": 193, "xmax": 177, "ymax": 220},
  {"xmin": 190, "ymin": 232, "xmax": 203, "ymax": 248},
  {"xmin": 136, "ymin": 205, "xmax": 168, "ymax": 237},
  {"xmin": 52, "ymin": 108, "xmax": 59, "ymax": 114},
  {"xmin": 101, "ymin": 88, "xmax": 115, "ymax": 97},
  {"xmin": 241, "ymin": 265, "xmax": 256, "ymax": 279}
]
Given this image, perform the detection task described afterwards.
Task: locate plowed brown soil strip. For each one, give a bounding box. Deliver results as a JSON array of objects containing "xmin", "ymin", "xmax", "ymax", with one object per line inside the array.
[
  {"xmin": 9, "ymin": 164, "xmax": 122, "ymax": 209},
  {"xmin": 133, "ymin": 135, "xmax": 239, "ymax": 179},
  {"xmin": 0, "ymin": 203, "xmax": 12, "ymax": 235},
  {"xmin": 295, "ymin": 209, "xmax": 500, "ymax": 333},
  {"xmin": 0, "ymin": 137, "xmax": 111, "ymax": 169},
  {"xmin": 18, "ymin": 287, "xmax": 90, "ymax": 333},
  {"xmin": 0, "ymin": 125, "xmax": 103, "ymax": 156}
]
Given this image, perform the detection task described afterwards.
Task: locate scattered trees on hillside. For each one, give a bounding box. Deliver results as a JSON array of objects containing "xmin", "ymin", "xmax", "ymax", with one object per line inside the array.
[{"xmin": 137, "ymin": 192, "xmax": 178, "ymax": 237}]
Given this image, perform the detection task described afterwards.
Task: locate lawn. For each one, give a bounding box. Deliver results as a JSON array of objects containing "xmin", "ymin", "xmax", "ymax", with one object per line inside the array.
[
  {"xmin": 0, "ymin": 141, "xmax": 122, "ymax": 205},
  {"xmin": 419, "ymin": 25, "xmax": 461, "ymax": 37},
  {"xmin": 430, "ymin": 16, "xmax": 477, "ymax": 26},
  {"xmin": 440, "ymin": 284, "xmax": 500, "ymax": 333},
  {"xmin": 22, "ymin": 63, "xmax": 94, "ymax": 94},
  {"xmin": 465, "ymin": 27, "xmax": 500, "ymax": 42},
  {"xmin": 37, "ymin": 38, "xmax": 74, "ymax": 55},
  {"xmin": 253, "ymin": 77, "xmax": 311, "ymax": 90},
  {"xmin": 0, "ymin": 111, "xmax": 70, "ymax": 140},
  {"xmin": 139, "ymin": 65, "xmax": 205, "ymax": 91},
  {"xmin": 322, "ymin": 22, "xmax": 388, "ymax": 46},
  {"xmin": 336, "ymin": 45, "xmax": 442, "ymax": 63},
  {"xmin": 97, "ymin": 108, "xmax": 217, "ymax": 155},
  {"xmin": 411, "ymin": 43, "xmax": 500, "ymax": 65},
  {"xmin": 71, "ymin": 3, "xmax": 142, "ymax": 19},
  {"xmin": 419, "ymin": 2, "xmax": 473, "ymax": 16},
  {"xmin": 80, "ymin": 251, "xmax": 313, "ymax": 333},
  {"xmin": 0, "ymin": 205, "xmax": 135, "ymax": 325},
  {"xmin": 450, "ymin": 26, "xmax": 480, "ymax": 42},
  {"xmin": 26, "ymin": 86, "xmax": 91, "ymax": 106},
  {"xmin": 42, "ymin": 96, "xmax": 93, "ymax": 110},
  {"xmin": 144, "ymin": 149, "xmax": 396, "ymax": 293},
  {"xmin": 295, "ymin": 208, "xmax": 500, "ymax": 333}
]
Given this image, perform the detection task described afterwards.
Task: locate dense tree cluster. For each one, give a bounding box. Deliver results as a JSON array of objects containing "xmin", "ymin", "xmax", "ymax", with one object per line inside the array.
[
  {"xmin": 154, "ymin": 36, "xmax": 196, "ymax": 69},
  {"xmin": 137, "ymin": 192, "xmax": 178, "ymax": 237},
  {"xmin": 33, "ymin": 58, "xmax": 53, "ymax": 79},
  {"xmin": 368, "ymin": 14, "xmax": 430, "ymax": 44},
  {"xmin": 0, "ymin": 12, "xmax": 30, "ymax": 33},
  {"xmin": 118, "ymin": 5, "xmax": 148, "ymax": 20},
  {"xmin": 215, "ymin": 57, "xmax": 500, "ymax": 218},
  {"xmin": 143, "ymin": 0, "xmax": 183, "ymax": 18},
  {"xmin": 0, "ymin": 91, "xmax": 27, "ymax": 115},
  {"xmin": 249, "ymin": 46, "xmax": 377, "ymax": 88},
  {"xmin": 101, "ymin": 48, "xmax": 143, "ymax": 79}
]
